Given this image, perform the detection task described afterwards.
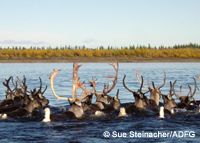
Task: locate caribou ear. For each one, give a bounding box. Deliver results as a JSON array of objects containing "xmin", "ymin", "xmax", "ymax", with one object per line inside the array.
[
  {"xmin": 68, "ymin": 98, "xmax": 73, "ymax": 105},
  {"xmin": 148, "ymin": 87, "xmax": 152, "ymax": 91}
]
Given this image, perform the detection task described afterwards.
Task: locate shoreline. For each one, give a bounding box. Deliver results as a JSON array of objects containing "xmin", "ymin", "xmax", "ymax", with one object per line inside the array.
[{"xmin": 0, "ymin": 57, "xmax": 200, "ymax": 63}]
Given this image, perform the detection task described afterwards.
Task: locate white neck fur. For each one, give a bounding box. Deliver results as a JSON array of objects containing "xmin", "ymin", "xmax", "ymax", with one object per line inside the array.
[
  {"xmin": 42, "ymin": 107, "xmax": 51, "ymax": 122},
  {"xmin": 95, "ymin": 111, "xmax": 105, "ymax": 117},
  {"xmin": 199, "ymin": 105, "xmax": 200, "ymax": 113},
  {"xmin": 118, "ymin": 107, "xmax": 127, "ymax": 117},
  {"xmin": 170, "ymin": 108, "xmax": 175, "ymax": 114},
  {"xmin": 159, "ymin": 106, "xmax": 165, "ymax": 118},
  {"xmin": 0, "ymin": 113, "xmax": 7, "ymax": 120}
]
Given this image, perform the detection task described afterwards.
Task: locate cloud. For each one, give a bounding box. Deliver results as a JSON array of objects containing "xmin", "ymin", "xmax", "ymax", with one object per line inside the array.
[
  {"xmin": 0, "ymin": 40, "xmax": 49, "ymax": 46},
  {"xmin": 82, "ymin": 38, "xmax": 97, "ymax": 44}
]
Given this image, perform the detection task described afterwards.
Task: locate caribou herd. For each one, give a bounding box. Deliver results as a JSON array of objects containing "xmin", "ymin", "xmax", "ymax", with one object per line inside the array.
[{"xmin": 0, "ymin": 62, "xmax": 200, "ymax": 122}]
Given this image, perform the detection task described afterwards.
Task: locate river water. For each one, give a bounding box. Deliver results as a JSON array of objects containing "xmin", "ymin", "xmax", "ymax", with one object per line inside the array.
[{"xmin": 0, "ymin": 63, "xmax": 200, "ymax": 143}]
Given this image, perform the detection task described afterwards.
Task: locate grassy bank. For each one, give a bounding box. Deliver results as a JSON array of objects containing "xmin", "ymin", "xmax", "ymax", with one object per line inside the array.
[
  {"xmin": 0, "ymin": 58, "xmax": 200, "ymax": 63},
  {"xmin": 0, "ymin": 44, "xmax": 200, "ymax": 62}
]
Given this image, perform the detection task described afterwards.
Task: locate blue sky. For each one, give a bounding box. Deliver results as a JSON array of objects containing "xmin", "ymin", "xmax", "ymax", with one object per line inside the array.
[{"xmin": 0, "ymin": 0, "xmax": 199, "ymax": 48}]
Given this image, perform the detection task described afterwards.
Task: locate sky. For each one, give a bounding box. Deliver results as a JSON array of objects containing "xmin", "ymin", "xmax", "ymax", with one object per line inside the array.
[{"xmin": 0, "ymin": 0, "xmax": 199, "ymax": 48}]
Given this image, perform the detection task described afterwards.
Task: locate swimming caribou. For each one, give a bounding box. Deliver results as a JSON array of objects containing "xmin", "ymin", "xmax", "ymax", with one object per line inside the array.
[
  {"xmin": 49, "ymin": 62, "xmax": 120, "ymax": 120},
  {"xmin": 122, "ymin": 74, "xmax": 159, "ymax": 115},
  {"xmin": 0, "ymin": 76, "xmax": 49, "ymax": 119},
  {"xmin": 172, "ymin": 78, "xmax": 199, "ymax": 109},
  {"xmin": 0, "ymin": 63, "xmax": 200, "ymax": 121},
  {"xmin": 90, "ymin": 62, "xmax": 120, "ymax": 111}
]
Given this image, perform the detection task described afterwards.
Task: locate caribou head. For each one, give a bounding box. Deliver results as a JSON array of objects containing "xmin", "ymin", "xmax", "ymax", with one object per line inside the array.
[
  {"xmin": 92, "ymin": 62, "xmax": 120, "ymax": 110},
  {"xmin": 3, "ymin": 76, "xmax": 29, "ymax": 100},
  {"xmin": 161, "ymin": 81, "xmax": 177, "ymax": 113},
  {"xmin": 173, "ymin": 78, "xmax": 197, "ymax": 106},
  {"xmin": 49, "ymin": 63, "xmax": 95, "ymax": 118},
  {"xmin": 1, "ymin": 76, "xmax": 49, "ymax": 118},
  {"xmin": 30, "ymin": 77, "xmax": 49, "ymax": 108},
  {"xmin": 148, "ymin": 71, "xmax": 166, "ymax": 106},
  {"xmin": 123, "ymin": 74, "xmax": 149, "ymax": 110},
  {"xmin": 13, "ymin": 77, "xmax": 49, "ymax": 113}
]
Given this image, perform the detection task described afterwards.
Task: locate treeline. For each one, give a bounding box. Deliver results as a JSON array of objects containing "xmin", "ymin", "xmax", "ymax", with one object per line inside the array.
[{"xmin": 0, "ymin": 43, "xmax": 200, "ymax": 60}]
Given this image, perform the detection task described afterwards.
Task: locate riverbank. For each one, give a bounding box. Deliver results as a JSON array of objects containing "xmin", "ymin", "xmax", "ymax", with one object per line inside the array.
[
  {"xmin": 1, "ymin": 44, "xmax": 200, "ymax": 62},
  {"xmin": 0, "ymin": 57, "xmax": 200, "ymax": 63}
]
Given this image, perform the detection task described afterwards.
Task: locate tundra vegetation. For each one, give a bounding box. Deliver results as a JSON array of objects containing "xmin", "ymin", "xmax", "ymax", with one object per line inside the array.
[{"xmin": 0, "ymin": 43, "xmax": 200, "ymax": 61}]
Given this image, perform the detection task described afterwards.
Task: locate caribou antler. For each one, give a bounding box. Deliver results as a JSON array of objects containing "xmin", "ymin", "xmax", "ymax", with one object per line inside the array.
[
  {"xmin": 135, "ymin": 70, "xmax": 142, "ymax": 84},
  {"xmin": 188, "ymin": 77, "xmax": 197, "ymax": 97},
  {"xmin": 139, "ymin": 76, "xmax": 144, "ymax": 92},
  {"xmin": 172, "ymin": 79, "xmax": 196, "ymax": 99},
  {"xmin": 151, "ymin": 71, "xmax": 166, "ymax": 90},
  {"xmin": 158, "ymin": 71, "xmax": 166, "ymax": 89},
  {"xmin": 11, "ymin": 76, "xmax": 18, "ymax": 91},
  {"xmin": 136, "ymin": 70, "xmax": 146, "ymax": 89},
  {"xmin": 103, "ymin": 62, "xmax": 119, "ymax": 94},
  {"xmin": 165, "ymin": 81, "xmax": 174, "ymax": 100},
  {"xmin": 21, "ymin": 76, "xmax": 28, "ymax": 93},
  {"xmin": 179, "ymin": 85, "xmax": 182, "ymax": 93},
  {"xmin": 35, "ymin": 77, "xmax": 47, "ymax": 95},
  {"xmin": 172, "ymin": 80, "xmax": 181, "ymax": 99},
  {"xmin": 123, "ymin": 75, "xmax": 134, "ymax": 93},
  {"xmin": 169, "ymin": 81, "xmax": 173, "ymax": 95},
  {"xmin": 72, "ymin": 63, "xmax": 82, "ymax": 98},
  {"xmin": 115, "ymin": 89, "xmax": 119, "ymax": 99},
  {"xmin": 89, "ymin": 77, "xmax": 97, "ymax": 88},
  {"xmin": 72, "ymin": 63, "xmax": 93, "ymax": 102},
  {"xmin": 123, "ymin": 74, "xmax": 147, "ymax": 94},
  {"xmin": 22, "ymin": 75, "xmax": 27, "ymax": 90},
  {"xmin": 3, "ymin": 76, "xmax": 13, "ymax": 92},
  {"xmin": 16, "ymin": 76, "xmax": 27, "ymax": 91},
  {"xmin": 38, "ymin": 77, "xmax": 42, "ymax": 92},
  {"xmin": 50, "ymin": 69, "xmax": 71, "ymax": 101},
  {"xmin": 78, "ymin": 83, "xmax": 93, "ymax": 101},
  {"xmin": 89, "ymin": 76, "xmax": 99, "ymax": 96},
  {"xmin": 136, "ymin": 71, "xmax": 152, "ymax": 92},
  {"xmin": 187, "ymin": 85, "xmax": 192, "ymax": 97}
]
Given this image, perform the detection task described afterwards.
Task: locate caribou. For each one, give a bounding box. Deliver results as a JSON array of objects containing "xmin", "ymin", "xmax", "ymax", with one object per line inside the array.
[
  {"xmin": 123, "ymin": 74, "xmax": 149, "ymax": 110},
  {"xmin": 91, "ymin": 62, "xmax": 120, "ymax": 111},
  {"xmin": 148, "ymin": 72, "xmax": 166, "ymax": 106},
  {"xmin": 50, "ymin": 67, "xmax": 87, "ymax": 119},
  {"xmin": 161, "ymin": 81, "xmax": 177, "ymax": 114},
  {"xmin": 172, "ymin": 78, "xmax": 198, "ymax": 109},
  {"xmin": 50, "ymin": 63, "xmax": 101, "ymax": 119},
  {"xmin": 0, "ymin": 76, "xmax": 49, "ymax": 119},
  {"xmin": 1, "ymin": 63, "xmax": 200, "ymax": 121},
  {"xmin": 49, "ymin": 62, "xmax": 120, "ymax": 120},
  {"xmin": 122, "ymin": 74, "xmax": 159, "ymax": 116}
]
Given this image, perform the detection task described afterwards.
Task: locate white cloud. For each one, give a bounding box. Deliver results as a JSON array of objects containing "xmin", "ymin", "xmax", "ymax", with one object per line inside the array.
[{"xmin": 0, "ymin": 40, "xmax": 49, "ymax": 46}]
